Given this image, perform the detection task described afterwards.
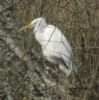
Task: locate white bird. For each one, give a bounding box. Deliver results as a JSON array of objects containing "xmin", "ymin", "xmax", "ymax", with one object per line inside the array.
[{"xmin": 20, "ymin": 17, "xmax": 78, "ymax": 78}]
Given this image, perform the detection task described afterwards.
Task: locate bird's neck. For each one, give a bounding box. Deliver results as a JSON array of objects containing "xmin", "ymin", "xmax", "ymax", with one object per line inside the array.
[
  {"xmin": 34, "ymin": 22, "xmax": 47, "ymax": 33},
  {"xmin": 34, "ymin": 20, "xmax": 47, "ymax": 46}
]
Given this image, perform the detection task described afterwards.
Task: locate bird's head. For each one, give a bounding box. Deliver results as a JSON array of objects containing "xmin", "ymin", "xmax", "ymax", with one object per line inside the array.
[{"xmin": 19, "ymin": 17, "xmax": 46, "ymax": 32}]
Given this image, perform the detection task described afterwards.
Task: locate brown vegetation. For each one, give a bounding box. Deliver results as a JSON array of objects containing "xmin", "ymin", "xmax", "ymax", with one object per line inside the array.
[{"xmin": 0, "ymin": 0, "xmax": 99, "ymax": 100}]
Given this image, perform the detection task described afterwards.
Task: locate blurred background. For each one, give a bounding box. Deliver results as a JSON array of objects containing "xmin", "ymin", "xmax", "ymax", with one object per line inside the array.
[{"xmin": 0, "ymin": 0, "xmax": 99, "ymax": 100}]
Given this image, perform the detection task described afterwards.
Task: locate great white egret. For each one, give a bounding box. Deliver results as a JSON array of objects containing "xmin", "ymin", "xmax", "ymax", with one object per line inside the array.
[{"xmin": 20, "ymin": 17, "xmax": 78, "ymax": 78}]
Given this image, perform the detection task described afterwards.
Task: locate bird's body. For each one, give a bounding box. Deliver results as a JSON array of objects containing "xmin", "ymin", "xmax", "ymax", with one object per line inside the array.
[{"xmin": 20, "ymin": 17, "xmax": 78, "ymax": 78}]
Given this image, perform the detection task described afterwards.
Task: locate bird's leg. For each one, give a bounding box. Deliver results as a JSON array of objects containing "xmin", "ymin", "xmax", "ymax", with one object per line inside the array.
[
  {"xmin": 66, "ymin": 63, "xmax": 72, "ymax": 79},
  {"xmin": 59, "ymin": 64, "xmax": 73, "ymax": 87},
  {"xmin": 59, "ymin": 64, "xmax": 69, "ymax": 75},
  {"xmin": 66, "ymin": 70, "xmax": 71, "ymax": 79},
  {"xmin": 67, "ymin": 63, "xmax": 77, "ymax": 86},
  {"xmin": 59, "ymin": 64, "xmax": 71, "ymax": 79}
]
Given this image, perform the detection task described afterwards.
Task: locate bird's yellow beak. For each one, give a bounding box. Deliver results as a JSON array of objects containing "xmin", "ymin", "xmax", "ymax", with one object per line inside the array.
[{"xmin": 19, "ymin": 22, "xmax": 34, "ymax": 32}]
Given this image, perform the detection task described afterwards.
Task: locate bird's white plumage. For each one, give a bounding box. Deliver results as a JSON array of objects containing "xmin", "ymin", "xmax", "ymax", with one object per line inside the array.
[{"xmin": 30, "ymin": 17, "xmax": 78, "ymax": 77}]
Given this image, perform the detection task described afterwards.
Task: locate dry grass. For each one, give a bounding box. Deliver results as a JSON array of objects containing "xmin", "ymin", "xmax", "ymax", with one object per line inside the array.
[{"xmin": 0, "ymin": 0, "xmax": 99, "ymax": 100}]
